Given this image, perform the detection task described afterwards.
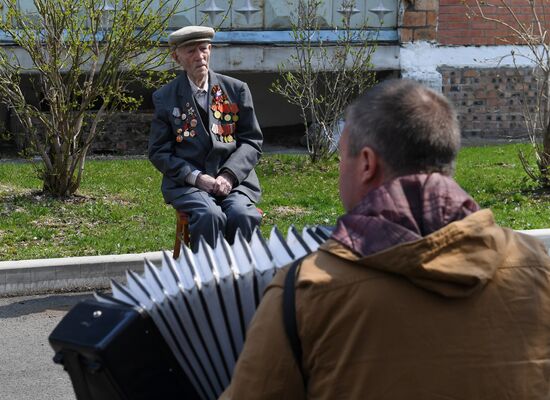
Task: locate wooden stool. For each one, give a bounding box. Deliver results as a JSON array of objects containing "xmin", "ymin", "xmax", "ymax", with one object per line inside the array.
[
  {"xmin": 173, "ymin": 210, "xmax": 190, "ymax": 259},
  {"xmin": 173, "ymin": 208, "xmax": 264, "ymax": 259}
]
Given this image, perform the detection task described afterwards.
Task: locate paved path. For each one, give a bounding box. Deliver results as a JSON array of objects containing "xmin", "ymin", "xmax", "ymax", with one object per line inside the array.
[{"xmin": 0, "ymin": 292, "xmax": 93, "ymax": 400}]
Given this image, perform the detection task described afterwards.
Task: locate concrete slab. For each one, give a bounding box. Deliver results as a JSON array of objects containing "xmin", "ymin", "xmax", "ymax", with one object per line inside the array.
[
  {"xmin": 518, "ymin": 229, "xmax": 550, "ymax": 252},
  {"xmin": 0, "ymin": 251, "xmax": 164, "ymax": 297}
]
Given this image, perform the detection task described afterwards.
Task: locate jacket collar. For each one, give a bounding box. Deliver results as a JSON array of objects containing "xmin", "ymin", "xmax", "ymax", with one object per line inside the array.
[
  {"xmin": 331, "ymin": 173, "xmax": 480, "ymax": 258},
  {"xmin": 322, "ymin": 209, "xmax": 504, "ymax": 298}
]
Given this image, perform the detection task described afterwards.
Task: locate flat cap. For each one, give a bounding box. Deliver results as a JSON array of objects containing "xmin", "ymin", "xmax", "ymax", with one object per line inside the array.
[{"xmin": 168, "ymin": 26, "xmax": 215, "ymax": 48}]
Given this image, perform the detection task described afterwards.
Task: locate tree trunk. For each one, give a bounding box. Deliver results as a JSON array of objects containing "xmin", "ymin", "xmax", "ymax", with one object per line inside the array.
[
  {"xmin": 40, "ymin": 126, "xmax": 86, "ymax": 198},
  {"xmin": 542, "ymin": 124, "xmax": 550, "ymax": 187},
  {"xmin": 41, "ymin": 160, "xmax": 75, "ymax": 197}
]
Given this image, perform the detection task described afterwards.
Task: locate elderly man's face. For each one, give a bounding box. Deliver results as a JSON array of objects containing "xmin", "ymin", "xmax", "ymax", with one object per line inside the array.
[{"xmin": 173, "ymin": 42, "xmax": 211, "ymax": 84}]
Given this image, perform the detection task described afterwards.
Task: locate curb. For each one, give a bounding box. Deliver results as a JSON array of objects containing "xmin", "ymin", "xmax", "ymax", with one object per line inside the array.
[
  {"xmin": 517, "ymin": 229, "xmax": 550, "ymax": 250},
  {"xmin": 1, "ymin": 230, "xmax": 549, "ymax": 298},
  {"xmin": 0, "ymin": 251, "xmax": 163, "ymax": 297}
]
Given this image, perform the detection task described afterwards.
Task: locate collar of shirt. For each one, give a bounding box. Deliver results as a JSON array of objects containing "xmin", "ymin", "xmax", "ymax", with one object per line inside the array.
[
  {"xmin": 188, "ymin": 75, "xmax": 208, "ymax": 97},
  {"xmin": 188, "ymin": 75, "xmax": 208, "ymax": 111}
]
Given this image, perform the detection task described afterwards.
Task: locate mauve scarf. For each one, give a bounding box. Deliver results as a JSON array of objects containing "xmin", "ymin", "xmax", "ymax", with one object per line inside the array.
[{"xmin": 331, "ymin": 173, "xmax": 480, "ymax": 257}]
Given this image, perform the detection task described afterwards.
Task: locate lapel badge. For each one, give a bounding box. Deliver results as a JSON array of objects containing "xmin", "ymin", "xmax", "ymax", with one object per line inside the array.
[
  {"xmin": 176, "ymin": 135, "xmax": 183, "ymax": 142},
  {"xmin": 172, "ymin": 107, "xmax": 181, "ymax": 118}
]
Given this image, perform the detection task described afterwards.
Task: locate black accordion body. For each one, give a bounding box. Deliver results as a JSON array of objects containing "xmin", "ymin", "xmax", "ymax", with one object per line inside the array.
[{"xmin": 49, "ymin": 226, "xmax": 331, "ymax": 400}]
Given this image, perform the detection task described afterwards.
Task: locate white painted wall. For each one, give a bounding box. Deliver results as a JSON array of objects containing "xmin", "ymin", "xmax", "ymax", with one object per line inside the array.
[{"xmin": 401, "ymin": 42, "xmax": 539, "ymax": 91}]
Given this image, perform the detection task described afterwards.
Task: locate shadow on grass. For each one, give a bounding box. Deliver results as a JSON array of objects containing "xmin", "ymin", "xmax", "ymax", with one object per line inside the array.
[
  {"xmin": 521, "ymin": 186, "xmax": 550, "ymax": 198},
  {"xmin": 0, "ymin": 189, "xmax": 93, "ymax": 204}
]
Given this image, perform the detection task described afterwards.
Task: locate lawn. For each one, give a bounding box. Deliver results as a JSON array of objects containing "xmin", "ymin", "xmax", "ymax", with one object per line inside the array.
[{"xmin": 0, "ymin": 144, "xmax": 549, "ymax": 261}]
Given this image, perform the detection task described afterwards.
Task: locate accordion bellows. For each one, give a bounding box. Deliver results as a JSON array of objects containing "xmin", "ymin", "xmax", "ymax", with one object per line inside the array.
[{"xmin": 96, "ymin": 226, "xmax": 331, "ymax": 400}]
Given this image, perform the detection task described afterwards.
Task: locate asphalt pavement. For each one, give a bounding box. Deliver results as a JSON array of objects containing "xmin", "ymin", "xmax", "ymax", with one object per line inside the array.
[{"xmin": 0, "ymin": 292, "xmax": 93, "ymax": 400}]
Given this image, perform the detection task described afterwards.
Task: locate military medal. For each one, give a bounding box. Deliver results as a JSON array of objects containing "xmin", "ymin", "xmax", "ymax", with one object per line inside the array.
[
  {"xmin": 175, "ymin": 105, "xmax": 199, "ymax": 143},
  {"xmin": 211, "ymin": 85, "xmax": 240, "ymax": 143}
]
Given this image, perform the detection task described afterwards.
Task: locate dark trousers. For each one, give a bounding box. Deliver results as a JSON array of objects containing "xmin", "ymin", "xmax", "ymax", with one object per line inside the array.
[{"xmin": 171, "ymin": 190, "xmax": 261, "ymax": 251}]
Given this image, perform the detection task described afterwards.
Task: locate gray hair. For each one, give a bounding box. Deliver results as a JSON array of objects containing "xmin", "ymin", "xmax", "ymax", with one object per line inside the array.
[{"xmin": 344, "ymin": 79, "xmax": 460, "ymax": 176}]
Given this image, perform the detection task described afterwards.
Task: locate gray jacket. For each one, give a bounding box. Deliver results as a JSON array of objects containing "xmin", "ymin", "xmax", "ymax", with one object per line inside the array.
[{"xmin": 148, "ymin": 71, "xmax": 262, "ymax": 204}]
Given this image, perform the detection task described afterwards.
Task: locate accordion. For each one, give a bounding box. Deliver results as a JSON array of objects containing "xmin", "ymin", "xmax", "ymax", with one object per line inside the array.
[{"xmin": 49, "ymin": 226, "xmax": 332, "ymax": 400}]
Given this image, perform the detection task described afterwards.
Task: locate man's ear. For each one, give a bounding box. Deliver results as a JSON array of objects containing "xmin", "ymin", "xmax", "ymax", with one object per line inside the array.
[
  {"xmin": 171, "ymin": 51, "xmax": 178, "ymax": 63},
  {"xmin": 359, "ymin": 146, "xmax": 381, "ymax": 185}
]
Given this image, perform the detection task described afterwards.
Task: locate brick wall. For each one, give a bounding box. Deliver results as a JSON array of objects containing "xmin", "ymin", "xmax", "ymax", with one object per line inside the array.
[
  {"xmin": 3, "ymin": 111, "xmax": 154, "ymax": 156},
  {"xmin": 93, "ymin": 112, "xmax": 153, "ymax": 155},
  {"xmin": 400, "ymin": 0, "xmax": 438, "ymax": 43},
  {"xmin": 3, "ymin": 111, "xmax": 306, "ymax": 156},
  {"xmin": 440, "ymin": 66, "xmax": 539, "ymax": 139},
  {"xmin": 438, "ymin": 0, "xmax": 550, "ymax": 45}
]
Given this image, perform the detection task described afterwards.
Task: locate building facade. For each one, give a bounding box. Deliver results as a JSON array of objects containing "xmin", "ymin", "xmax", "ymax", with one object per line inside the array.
[{"xmin": 0, "ymin": 0, "xmax": 542, "ymax": 154}]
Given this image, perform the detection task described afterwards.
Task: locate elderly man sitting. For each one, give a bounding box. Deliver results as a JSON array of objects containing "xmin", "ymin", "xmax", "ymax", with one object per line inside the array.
[{"xmin": 149, "ymin": 26, "xmax": 263, "ymax": 251}]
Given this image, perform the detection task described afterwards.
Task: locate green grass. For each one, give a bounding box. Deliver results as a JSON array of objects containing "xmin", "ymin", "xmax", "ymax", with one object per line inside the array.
[
  {"xmin": 455, "ymin": 144, "xmax": 550, "ymax": 230},
  {"xmin": 0, "ymin": 144, "xmax": 549, "ymax": 261}
]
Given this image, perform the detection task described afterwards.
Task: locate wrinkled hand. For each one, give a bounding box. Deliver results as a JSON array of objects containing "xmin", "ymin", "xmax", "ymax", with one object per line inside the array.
[
  {"xmin": 195, "ymin": 173, "xmax": 217, "ymax": 194},
  {"xmin": 213, "ymin": 173, "xmax": 234, "ymax": 197}
]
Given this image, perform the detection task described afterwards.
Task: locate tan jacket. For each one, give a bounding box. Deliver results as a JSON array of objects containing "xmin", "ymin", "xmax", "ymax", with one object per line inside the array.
[{"xmin": 221, "ymin": 210, "xmax": 550, "ymax": 399}]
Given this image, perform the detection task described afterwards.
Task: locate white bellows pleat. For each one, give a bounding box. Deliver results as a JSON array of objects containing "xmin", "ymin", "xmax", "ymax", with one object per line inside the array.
[{"xmin": 95, "ymin": 225, "xmax": 329, "ymax": 400}]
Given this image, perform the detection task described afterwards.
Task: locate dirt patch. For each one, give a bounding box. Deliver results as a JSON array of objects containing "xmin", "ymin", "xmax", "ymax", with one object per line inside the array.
[
  {"xmin": 30, "ymin": 217, "xmax": 101, "ymax": 230},
  {"xmin": 270, "ymin": 205, "xmax": 310, "ymax": 217},
  {"xmin": 0, "ymin": 184, "xmax": 29, "ymax": 196},
  {"xmin": 0, "ymin": 189, "xmax": 133, "ymax": 207}
]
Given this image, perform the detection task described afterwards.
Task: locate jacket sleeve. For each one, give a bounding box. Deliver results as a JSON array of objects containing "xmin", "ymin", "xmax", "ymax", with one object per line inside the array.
[
  {"xmin": 148, "ymin": 91, "xmax": 196, "ymax": 186},
  {"xmin": 219, "ymin": 280, "xmax": 306, "ymax": 400},
  {"xmin": 219, "ymin": 82, "xmax": 263, "ymax": 184}
]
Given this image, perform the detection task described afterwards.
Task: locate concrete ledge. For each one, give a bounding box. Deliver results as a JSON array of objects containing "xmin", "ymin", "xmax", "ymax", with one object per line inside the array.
[
  {"xmin": 0, "ymin": 252, "xmax": 163, "ymax": 297},
  {"xmin": 1, "ymin": 228, "xmax": 549, "ymax": 297},
  {"xmin": 517, "ymin": 229, "xmax": 550, "ymax": 251}
]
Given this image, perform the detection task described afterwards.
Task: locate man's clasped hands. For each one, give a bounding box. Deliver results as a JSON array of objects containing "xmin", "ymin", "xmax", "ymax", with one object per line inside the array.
[{"xmin": 196, "ymin": 172, "xmax": 235, "ymax": 197}]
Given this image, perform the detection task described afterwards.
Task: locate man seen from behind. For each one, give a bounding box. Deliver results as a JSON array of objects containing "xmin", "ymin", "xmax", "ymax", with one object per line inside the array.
[{"xmin": 221, "ymin": 79, "xmax": 550, "ymax": 399}]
